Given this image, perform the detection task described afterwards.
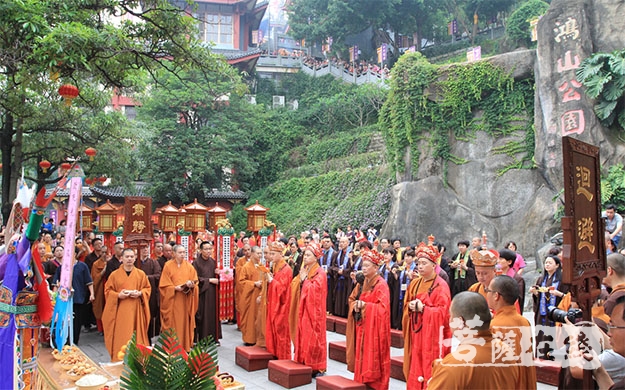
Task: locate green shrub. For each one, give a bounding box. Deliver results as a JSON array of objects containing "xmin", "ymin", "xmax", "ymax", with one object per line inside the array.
[{"xmin": 506, "ymin": 0, "xmax": 549, "ymax": 48}]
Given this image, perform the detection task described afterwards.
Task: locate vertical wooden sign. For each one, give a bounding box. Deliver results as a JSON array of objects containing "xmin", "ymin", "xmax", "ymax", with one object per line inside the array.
[{"xmin": 560, "ymin": 136, "xmax": 606, "ymax": 321}]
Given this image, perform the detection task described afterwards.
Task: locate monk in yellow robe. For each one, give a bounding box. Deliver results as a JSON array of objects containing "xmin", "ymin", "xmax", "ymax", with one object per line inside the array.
[
  {"xmin": 102, "ymin": 248, "xmax": 151, "ymax": 362},
  {"xmin": 487, "ymin": 276, "xmax": 536, "ymax": 389},
  {"xmin": 237, "ymin": 246, "xmax": 262, "ymax": 345},
  {"xmin": 429, "ymin": 292, "xmax": 530, "ymax": 390},
  {"xmin": 159, "ymin": 245, "xmax": 198, "ymax": 351},
  {"xmin": 234, "ymin": 244, "xmax": 251, "ymax": 325},
  {"xmin": 91, "ymin": 246, "xmax": 108, "ymax": 333}
]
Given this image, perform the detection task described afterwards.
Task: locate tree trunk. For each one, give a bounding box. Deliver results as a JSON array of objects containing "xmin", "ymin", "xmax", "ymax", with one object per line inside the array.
[{"xmin": 1, "ymin": 113, "xmax": 14, "ymax": 223}]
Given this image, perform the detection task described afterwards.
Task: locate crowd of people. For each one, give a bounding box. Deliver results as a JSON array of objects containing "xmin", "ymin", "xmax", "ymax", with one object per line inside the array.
[
  {"xmin": 32, "ymin": 211, "xmax": 625, "ymax": 389},
  {"xmin": 301, "ymin": 56, "xmax": 390, "ymax": 78}
]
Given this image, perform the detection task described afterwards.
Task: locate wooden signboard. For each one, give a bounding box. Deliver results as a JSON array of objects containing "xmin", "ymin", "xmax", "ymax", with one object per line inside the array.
[
  {"xmin": 560, "ymin": 136, "xmax": 606, "ymax": 321},
  {"xmin": 123, "ymin": 196, "xmax": 153, "ymax": 243}
]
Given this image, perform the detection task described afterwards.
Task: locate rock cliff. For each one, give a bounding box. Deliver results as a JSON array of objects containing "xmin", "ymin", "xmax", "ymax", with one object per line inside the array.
[{"xmin": 381, "ymin": 0, "xmax": 625, "ymax": 268}]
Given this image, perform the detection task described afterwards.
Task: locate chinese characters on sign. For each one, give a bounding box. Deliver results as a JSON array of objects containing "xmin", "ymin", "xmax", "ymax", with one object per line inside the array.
[
  {"xmin": 552, "ymin": 17, "xmax": 586, "ymax": 137},
  {"xmin": 123, "ymin": 197, "xmax": 153, "ymax": 242}
]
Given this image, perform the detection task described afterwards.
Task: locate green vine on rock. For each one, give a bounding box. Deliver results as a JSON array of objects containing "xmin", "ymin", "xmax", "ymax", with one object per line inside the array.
[{"xmin": 379, "ymin": 52, "xmax": 535, "ymax": 182}]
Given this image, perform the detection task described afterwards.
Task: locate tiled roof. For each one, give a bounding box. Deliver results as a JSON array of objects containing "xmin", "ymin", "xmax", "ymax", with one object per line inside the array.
[
  {"xmin": 90, "ymin": 184, "xmax": 148, "ymax": 198},
  {"xmin": 204, "ymin": 189, "xmax": 248, "ymax": 200},
  {"xmin": 45, "ymin": 186, "xmax": 94, "ymax": 198},
  {"xmin": 212, "ymin": 48, "xmax": 263, "ymax": 61}
]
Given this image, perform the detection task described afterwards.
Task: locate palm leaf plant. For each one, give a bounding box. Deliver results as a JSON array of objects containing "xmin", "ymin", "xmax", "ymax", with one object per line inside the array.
[
  {"xmin": 577, "ymin": 49, "xmax": 625, "ymax": 131},
  {"xmin": 120, "ymin": 329, "xmax": 218, "ymax": 390}
]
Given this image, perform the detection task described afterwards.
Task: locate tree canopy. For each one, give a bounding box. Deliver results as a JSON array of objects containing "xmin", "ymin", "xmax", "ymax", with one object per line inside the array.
[{"xmin": 0, "ymin": 0, "xmax": 239, "ymax": 220}]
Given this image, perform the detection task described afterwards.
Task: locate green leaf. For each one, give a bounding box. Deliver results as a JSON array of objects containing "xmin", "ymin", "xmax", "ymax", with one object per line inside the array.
[
  {"xmin": 594, "ymin": 99, "xmax": 618, "ymax": 121},
  {"xmin": 602, "ymin": 76, "xmax": 625, "ymax": 101},
  {"xmin": 584, "ymin": 73, "xmax": 613, "ymax": 98},
  {"xmin": 609, "ymin": 51, "xmax": 625, "ymax": 75}
]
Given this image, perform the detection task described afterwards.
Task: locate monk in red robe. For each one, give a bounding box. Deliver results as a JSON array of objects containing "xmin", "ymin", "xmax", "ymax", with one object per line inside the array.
[
  {"xmin": 346, "ymin": 249, "xmax": 391, "ymax": 389},
  {"xmin": 402, "ymin": 242, "xmax": 451, "ymax": 389},
  {"xmin": 159, "ymin": 244, "xmax": 198, "ymax": 351},
  {"xmin": 290, "ymin": 242, "xmax": 327, "ymax": 376},
  {"xmin": 102, "ymin": 248, "xmax": 151, "ymax": 361},
  {"xmin": 265, "ymin": 241, "xmax": 292, "ymax": 360}
]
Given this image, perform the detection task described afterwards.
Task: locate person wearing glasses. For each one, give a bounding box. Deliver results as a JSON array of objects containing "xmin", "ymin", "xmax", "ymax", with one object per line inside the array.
[{"xmin": 486, "ymin": 275, "xmax": 537, "ymax": 387}]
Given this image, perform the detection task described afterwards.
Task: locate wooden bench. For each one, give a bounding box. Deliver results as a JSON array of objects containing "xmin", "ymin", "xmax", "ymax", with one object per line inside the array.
[
  {"xmin": 328, "ymin": 341, "xmax": 347, "ymax": 364},
  {"xmin": 234, "ymin": 345, "xmax": 275, "ymax": 371},
  {"xmin": 334, "ymin": 317, "xmax": 347, "ymax": 335},
  {"xmin": 390, "ymin": 355, "xmax": 405, "ymax": 382},
  {"xmin": 268, "ymin": 360, "xmax": 313, "ymax": 388},
  {"xmin": 316, "ymin": 375, "xmax": 366, "ymax": 390},
  {"xmin": 391, "ymin": 329, "xmax": 404, "ymax": 349}
]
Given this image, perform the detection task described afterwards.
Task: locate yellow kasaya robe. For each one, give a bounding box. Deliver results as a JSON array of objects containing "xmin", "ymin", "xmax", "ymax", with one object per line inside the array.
[
  {"xmin": 102, "ymin": 267, "xmax": 151, "ymax": 361},
  {"xmin": 159, "ymin": 260, "xmax": 198, "ymax": 351},
  {"xmin": 238, "ymin": 260, "xmax": 261, "ymax": 344}
]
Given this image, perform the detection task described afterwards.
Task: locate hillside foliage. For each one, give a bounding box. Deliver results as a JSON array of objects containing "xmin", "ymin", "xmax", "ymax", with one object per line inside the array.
[{"xmin": 379, "ymin": 52, "xmax": 535, "ymax": 181}]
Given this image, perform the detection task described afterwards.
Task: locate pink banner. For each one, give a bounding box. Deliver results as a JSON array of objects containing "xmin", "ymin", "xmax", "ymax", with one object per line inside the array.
[{"xmin": 59, "ymin": 177, "xmax": 81, "ymax": 294}]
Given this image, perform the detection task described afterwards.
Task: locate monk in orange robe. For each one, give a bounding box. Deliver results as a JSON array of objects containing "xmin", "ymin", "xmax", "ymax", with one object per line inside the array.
[
  {"xmin": 102, "ymin": 248, "xmax": 151, "ymax": 362},
  {"xmin": 254, "ymin": 246, "xmax": 271, "ymax": 348},
  {"xmin": 428, "ymin": 292, "xmax": 530, "ymax": 389},
  {"xmin": 159, "ymin": 244, "xmax": 198, "ymax": 351},
  {"xmin": 487, "ymin": 275, "xmax": 537, "ymax": 389},
  {"xmin": 91, "ymin": 246, "xmax": 109, "ymax": 333},
  {"xmin": 402, "ymin": 242, "xmax": 451, "ymax": 389},
  {"xmin": 346, "ymin": 249, "xmax": 390, "ymax": 390},
  {"xmin": 234, "ymin": 244, "xmax": 251, "ymax": 326},
  {"xmin": 468, "ymin": 249, "xmax": 499, "ymax": 300},
  {"xmin": 290, "ymin": 242, "xmax": 327, "ymax": 376},
  {"xmin": 265, "ymin": 241, "xmax": 292, "ymax": 360},
  {"xmin": 237, "ymin": 246, "xmax": 262, "ymax": 345}
]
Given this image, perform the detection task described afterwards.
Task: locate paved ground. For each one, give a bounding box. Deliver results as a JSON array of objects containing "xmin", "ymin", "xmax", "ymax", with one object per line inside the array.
[{"xmin": 77, "ymin": 315, "xmax": 559, "ymax": 390}]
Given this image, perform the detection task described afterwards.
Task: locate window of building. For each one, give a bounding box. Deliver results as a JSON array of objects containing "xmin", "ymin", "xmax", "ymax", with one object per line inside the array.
[{"xmin": 198, "ymin": 13, "xmax": 233, "ymax": 47}]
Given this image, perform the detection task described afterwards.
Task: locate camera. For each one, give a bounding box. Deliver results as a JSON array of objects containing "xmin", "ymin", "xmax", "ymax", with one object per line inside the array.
[{"xmin": 547, "ymin": 306, "xmax": 583, "ymax": 324}]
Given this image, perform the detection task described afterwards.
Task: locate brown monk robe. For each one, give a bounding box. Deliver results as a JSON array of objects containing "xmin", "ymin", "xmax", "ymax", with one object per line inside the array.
[
  {"xmin": 90, "ymin": 250, "xmax": 108, "ymax": 333},
  {"xmin": 138, "ymin": 247, "xmax": 162, "ymax": 341},
  {"xmin": 193, "ymin": 241, "xmax": 221, "ymax": 344},
  {"xmin": 102, "ymin": 249, "xmax": 151, "ymax": 362},
  {"xmin": 238, "ymin": 246, "xmax": 263, "ymax": 345},
  {"xmin": 159, "ymin": 245, "xmax": 199, "ymax": 351}
]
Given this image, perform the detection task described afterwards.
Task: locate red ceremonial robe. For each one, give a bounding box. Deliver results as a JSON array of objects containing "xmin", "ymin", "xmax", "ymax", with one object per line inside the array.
[
  {"xmin": 402, "ymin": 275, "xmax": 451, "ymax": 389},
  {"xmin": 346, "ymin": 275, "xmax": 391, "ymax": 390},
  {"xmin": 292, "ymin": 262, "xmax": 327, "ymax": 371},
  {"xmin": 265, "ymin": 258, "xmax": 293, "ymax": 360}
]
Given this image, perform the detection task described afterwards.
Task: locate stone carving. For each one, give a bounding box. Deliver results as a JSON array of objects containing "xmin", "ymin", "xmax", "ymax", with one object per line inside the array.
[{"xmin": 381, "ymin": 0, "xmax": 625, "ymax": 267}]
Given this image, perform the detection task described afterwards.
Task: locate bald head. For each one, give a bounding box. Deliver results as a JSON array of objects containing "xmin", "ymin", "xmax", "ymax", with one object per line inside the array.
[
  {"xmin": 608, "ymin": 253, "xmax": 625, "ymax": 277},
  {"xmin": 451, "ymin": 292, "xmax": 491, "ymax": 331},
  {"xmin": 491, "ymin": 275, "xmax": 519, "ymax": 305}
]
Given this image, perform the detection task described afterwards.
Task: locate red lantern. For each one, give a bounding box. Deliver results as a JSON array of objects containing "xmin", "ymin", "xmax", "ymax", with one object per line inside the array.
[
  {"xmin": 85, "ymin": 177, "xmax": 94, "ymax": 187},
  {"xmin": 39, "ymin": 160, "xmax": 51, "ymax": 173},
  {"xmin": 97, "ymin": 176, "xmax": 107, "ymax": 184},
  {"xmin": 60, "ymin": 162, "xmax": 72, "ymax": 172},
  {"xmin": 85, "ymin": 147, "xmax": 97, "ymax": 161},
  {"xmin": 0, "ymin": 163, "xmax": 3, "ymax": 170},
  {"xmin": 58, "ymin": 84, "xmax": 79, "ymax": 107}
]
